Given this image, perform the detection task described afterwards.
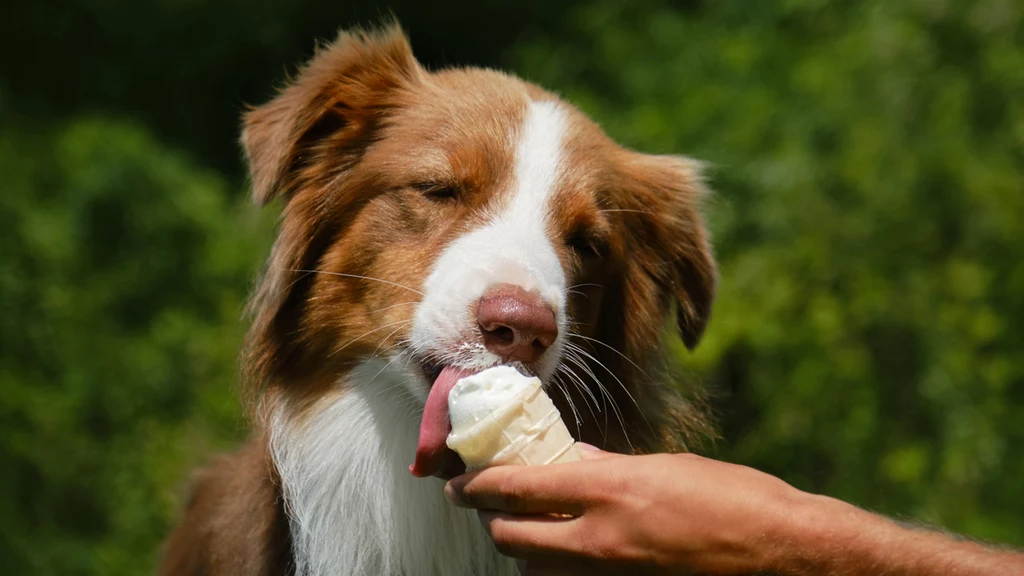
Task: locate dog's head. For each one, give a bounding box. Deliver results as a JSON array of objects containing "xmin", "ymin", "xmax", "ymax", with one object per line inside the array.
[{"xmin": 242, "ymin": 25, "xmax": 715, "ymax": 478}]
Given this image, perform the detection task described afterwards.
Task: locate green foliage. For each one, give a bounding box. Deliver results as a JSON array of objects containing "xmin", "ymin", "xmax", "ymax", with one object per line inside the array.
[
  {"xmin": 515, "ymin": 0, "xmax": 1024, "ymax": 543},
  {"xmin": 0, "ymin": 0, "xmax": 574, "ymax": 177},
  {"xmin": 0, "ymin": 116, "xmax": 271, "ymax": 574},
  {"xmin": 1, "ymin": 1, "xmax": 1022, "ymax": 574}
]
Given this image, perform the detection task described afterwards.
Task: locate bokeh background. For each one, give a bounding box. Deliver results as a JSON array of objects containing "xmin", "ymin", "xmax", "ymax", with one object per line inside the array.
[{"xmin": 2, "ymin": 0, "xmax": 1023, "ymax": 573}]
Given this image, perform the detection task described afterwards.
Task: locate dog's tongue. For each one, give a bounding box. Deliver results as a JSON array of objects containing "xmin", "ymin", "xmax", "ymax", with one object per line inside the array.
[{"xmin": 410, "ymin": 366, "xmax": 476, "ymax": 479}]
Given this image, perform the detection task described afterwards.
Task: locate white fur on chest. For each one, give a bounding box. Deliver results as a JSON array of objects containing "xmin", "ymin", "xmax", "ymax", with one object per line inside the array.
[{"xmin": 269, "ymin": 361, "xmax": 516, "ymax": 576}]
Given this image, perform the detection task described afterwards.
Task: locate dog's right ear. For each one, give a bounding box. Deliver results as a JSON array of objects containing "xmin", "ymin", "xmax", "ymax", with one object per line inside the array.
[{"xmin": 241, "ymin": 24, "xmax": 422, "ymax": 204}]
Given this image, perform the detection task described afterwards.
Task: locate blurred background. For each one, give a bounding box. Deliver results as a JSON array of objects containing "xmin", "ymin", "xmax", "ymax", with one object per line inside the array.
[{"xmin": 2, "ymin": 0, "xmax": 1023, "ymax": 573}]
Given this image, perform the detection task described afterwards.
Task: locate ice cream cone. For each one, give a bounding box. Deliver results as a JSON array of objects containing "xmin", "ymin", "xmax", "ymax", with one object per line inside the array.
[{"xmin": 447, "ymin": 369, "xmax": 582, "ymax": 471}]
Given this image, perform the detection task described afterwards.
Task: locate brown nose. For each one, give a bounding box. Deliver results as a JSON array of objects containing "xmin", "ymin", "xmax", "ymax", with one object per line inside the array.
[{"xmin": 477, "ymin": 284, "xmax": 558, "ymax": 364}]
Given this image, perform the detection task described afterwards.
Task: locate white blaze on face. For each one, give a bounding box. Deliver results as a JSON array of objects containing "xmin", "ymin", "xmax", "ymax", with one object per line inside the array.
[{"xmin": 410, "ymin": 99, "xmax": 568, "ymax": 389}]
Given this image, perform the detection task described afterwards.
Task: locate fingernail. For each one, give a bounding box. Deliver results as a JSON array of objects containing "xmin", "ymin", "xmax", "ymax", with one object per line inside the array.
[
  {"xmin": 444, "ymin": 482, "xmax": 466, "ymax": 507},
  {"xmin": 577, "ymin": 442, "xmax": 615, "ymax": 460}
]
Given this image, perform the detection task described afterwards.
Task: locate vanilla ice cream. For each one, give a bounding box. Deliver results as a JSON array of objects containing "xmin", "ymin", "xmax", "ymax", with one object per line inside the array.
[{"xmin": 446, "ymin": 366, "xmax": 582, "ymax": 470}]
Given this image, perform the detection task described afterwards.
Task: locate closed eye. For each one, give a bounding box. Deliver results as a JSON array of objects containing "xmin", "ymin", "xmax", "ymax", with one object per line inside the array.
[{"xmin": 413, "ymin": 182, "xmax": 459, "ymax": 202}]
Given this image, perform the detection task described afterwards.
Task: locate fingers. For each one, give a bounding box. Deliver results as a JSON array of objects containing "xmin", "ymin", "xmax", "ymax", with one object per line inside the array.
[
  {"xmin": 479, "ymin": 511, "xmax": 582, "ymax": 561},
  {"xmin": 446, "ymin": 464, "xmax": 594, "ymax": 515},
  {"xmin": 575, "ymin": 443, "xmax": 616, "ymax": 460},
  {"xmin": 446, "ymin": 450, "xmax": 627, "ymax": 514}
]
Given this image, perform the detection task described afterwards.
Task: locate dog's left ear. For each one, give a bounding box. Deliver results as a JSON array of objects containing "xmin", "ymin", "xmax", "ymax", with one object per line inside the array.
[
  {"xmin": 241, "ymin": 24, "xmax": 422, "ymax": 205},
  {"xmin": 612, "ymin": 153, "xmax": 716, "ymax": 350}
]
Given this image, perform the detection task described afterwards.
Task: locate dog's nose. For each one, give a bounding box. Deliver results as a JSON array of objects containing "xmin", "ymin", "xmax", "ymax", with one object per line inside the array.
[{"xmin": 477, "ymin": 284, "xmax": 558, "ymax": 364}]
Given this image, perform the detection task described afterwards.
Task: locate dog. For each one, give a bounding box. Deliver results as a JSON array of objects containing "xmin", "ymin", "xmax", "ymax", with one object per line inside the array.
[{"xmin": 159, "ymin": 23, "xmax": 716, "ymax": 576}]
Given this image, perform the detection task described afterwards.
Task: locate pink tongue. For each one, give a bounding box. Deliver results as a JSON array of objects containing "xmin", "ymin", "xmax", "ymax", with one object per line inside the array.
[{"xmin": 410, "ymin": 366, "xmax": 477, "ymax": 478}]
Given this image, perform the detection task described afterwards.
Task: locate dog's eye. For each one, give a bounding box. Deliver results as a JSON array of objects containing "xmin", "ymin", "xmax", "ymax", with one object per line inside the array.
[
  {"xmin": 413, "ymin": 182, "xmax": 459, "ymax": 202},
  {"xmin": 567, "ymin": 232, "xmax": 601, "ymax": 260}
]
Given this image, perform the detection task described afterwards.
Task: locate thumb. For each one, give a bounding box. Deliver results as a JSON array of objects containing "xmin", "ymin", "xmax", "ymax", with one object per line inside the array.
[{"xmin": 575, "ymin": 442, "xmax": 616, "ymax": 460}]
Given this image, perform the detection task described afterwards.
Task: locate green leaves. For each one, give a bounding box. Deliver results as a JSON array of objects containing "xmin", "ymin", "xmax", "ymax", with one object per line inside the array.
[
  {"xmin": 0, "ymin": 116, "xmax": 272, "ymax": 574},
  {"xmin": 0, "ymin": 2, "xmax": 1021, "ymax": 573},
  {"xmin": 515, "ymin": 0, "xmax": 1024, "ymax": 544}
]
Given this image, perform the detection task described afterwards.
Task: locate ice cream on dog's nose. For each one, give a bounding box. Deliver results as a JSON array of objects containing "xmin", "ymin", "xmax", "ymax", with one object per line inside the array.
[{"xmin": 446, "ymin": 366, "xmax": 582, "ymax": 470}]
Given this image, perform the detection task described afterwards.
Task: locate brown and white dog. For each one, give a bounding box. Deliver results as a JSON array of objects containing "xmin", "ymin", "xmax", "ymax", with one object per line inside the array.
[{"xmin": 160, "ymin": 24, "xmax": 716, "ymax": 576}]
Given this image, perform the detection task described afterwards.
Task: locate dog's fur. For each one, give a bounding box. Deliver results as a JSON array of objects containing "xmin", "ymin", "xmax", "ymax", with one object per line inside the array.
[{"xmin": 160, "ymin": 24, "xmax": 716, "ymax": 576}]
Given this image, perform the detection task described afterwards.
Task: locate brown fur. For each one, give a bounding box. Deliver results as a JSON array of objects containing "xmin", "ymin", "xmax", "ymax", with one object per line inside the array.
[
  {"xmin": 159, "ymin": 436, "xmax": 292, "ymax": 575},
  {"xmin": 160, "ymin": 22, "xmax": 716, "ymax": 574},
  {"xmin": 543, "ymin": 109, "xmax": 717, "ymax": 453}
]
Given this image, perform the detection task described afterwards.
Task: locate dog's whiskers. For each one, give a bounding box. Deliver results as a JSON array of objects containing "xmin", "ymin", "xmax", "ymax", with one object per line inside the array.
[
  {"xmin": 599, "ymin": 208, "xmax": 655, "ymax": 216},
  {"xmin": 555, "ymin": 362, "xmax": 604, "ymax": 443},
  {"xmin": 566, "ymin": 342, "xmax": 652, "ymax": 440},
  {"xmin": 563, "ymin": 340, "xmax": 650, "ymax": 450},
  {"xmin": 287, "ymin": 268, "xmax": 425, "ymax": 296},
  {"xmin": 569, "ymin": 332, "xmax": 652, "ymax": 380},
  {"xmin": 549, "ymin": 374, "xmax": 583, "ymax": 438},
  {"xmin": 561, "ymin": 360, "xmax": 607, "ymax": 444},
  {"xmin": 558, "ymin": 353, "xmax": 601, "ymax": 411},
  {"xmin": 566, "ymin": 282, "xmax": 603, "ymax": 291},
  {"xmin": 366, "ymin": 335, "xmax": 431, "ymax": 406},
  {"xmin": 564, "ymin": 345, "xmax": 625, "ymax": 448},
  {"xmin": 366, "ymin": 301, "xmax": 421, "ymax": 314},
  {"xmin": 369, "ymin": 322, "xmax": 414, "ymax": 359},
  {"xmin": 327, "ymin": 319, "xmax": 413, "ymax": 359}
]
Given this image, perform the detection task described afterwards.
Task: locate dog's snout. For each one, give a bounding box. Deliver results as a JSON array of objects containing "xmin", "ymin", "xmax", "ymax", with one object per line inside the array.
[{"xmin": 477, "ymin": 284, "xmax": 557, "ymax": 363}]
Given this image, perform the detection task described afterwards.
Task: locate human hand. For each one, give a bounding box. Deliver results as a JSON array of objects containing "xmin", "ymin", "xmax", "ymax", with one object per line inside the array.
[{"xmin": 444, "ymin": 446, "xmax": 811, "ymax": 575}]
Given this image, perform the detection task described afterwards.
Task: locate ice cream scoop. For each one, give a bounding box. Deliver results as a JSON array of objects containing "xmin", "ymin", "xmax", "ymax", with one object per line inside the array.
[{"xmin": 446, "ymin": 366, "xmax": 582, "ymax": 470}]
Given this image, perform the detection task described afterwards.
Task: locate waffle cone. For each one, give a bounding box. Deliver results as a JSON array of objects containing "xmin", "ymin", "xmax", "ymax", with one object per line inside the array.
[{"xmin": 447, "ymin": 377, "xmax": 582, "ymax": 470}]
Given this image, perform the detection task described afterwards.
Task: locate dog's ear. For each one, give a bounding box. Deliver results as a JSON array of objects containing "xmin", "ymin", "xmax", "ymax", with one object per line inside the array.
[
  {"xmin": 612, "ymin": 153, "xmax": 716, "ymax": 351},
  {"xmin": 241, "ymin": 24, "xmax": 422, "ymax": 204},
  {"xmin": 240, "ymin": 24, "xmax": 422, "ymax": 406}
]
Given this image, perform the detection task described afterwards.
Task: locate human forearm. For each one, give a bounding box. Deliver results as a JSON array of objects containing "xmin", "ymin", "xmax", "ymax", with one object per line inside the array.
[
  {"xmin": 446, "ymin": 451, "xmax": 1024, "ymax": 576},
  {"xmin": 776, "ymin": 492, "xmax": 1024, "ymax": 576}
]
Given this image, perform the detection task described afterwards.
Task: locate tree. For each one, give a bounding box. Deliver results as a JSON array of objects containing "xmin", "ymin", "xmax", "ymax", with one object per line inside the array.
[
  {"xmin": 515, "ymin": 0, "xmax": 1024, "ymax": 544},
  {"xmin": 1, "ymin": 2, "xmax": 1021, "ymax": 573},
  {"xmin": 0, "ymin": 114, "xmax": 272, "ymax": 574}
]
